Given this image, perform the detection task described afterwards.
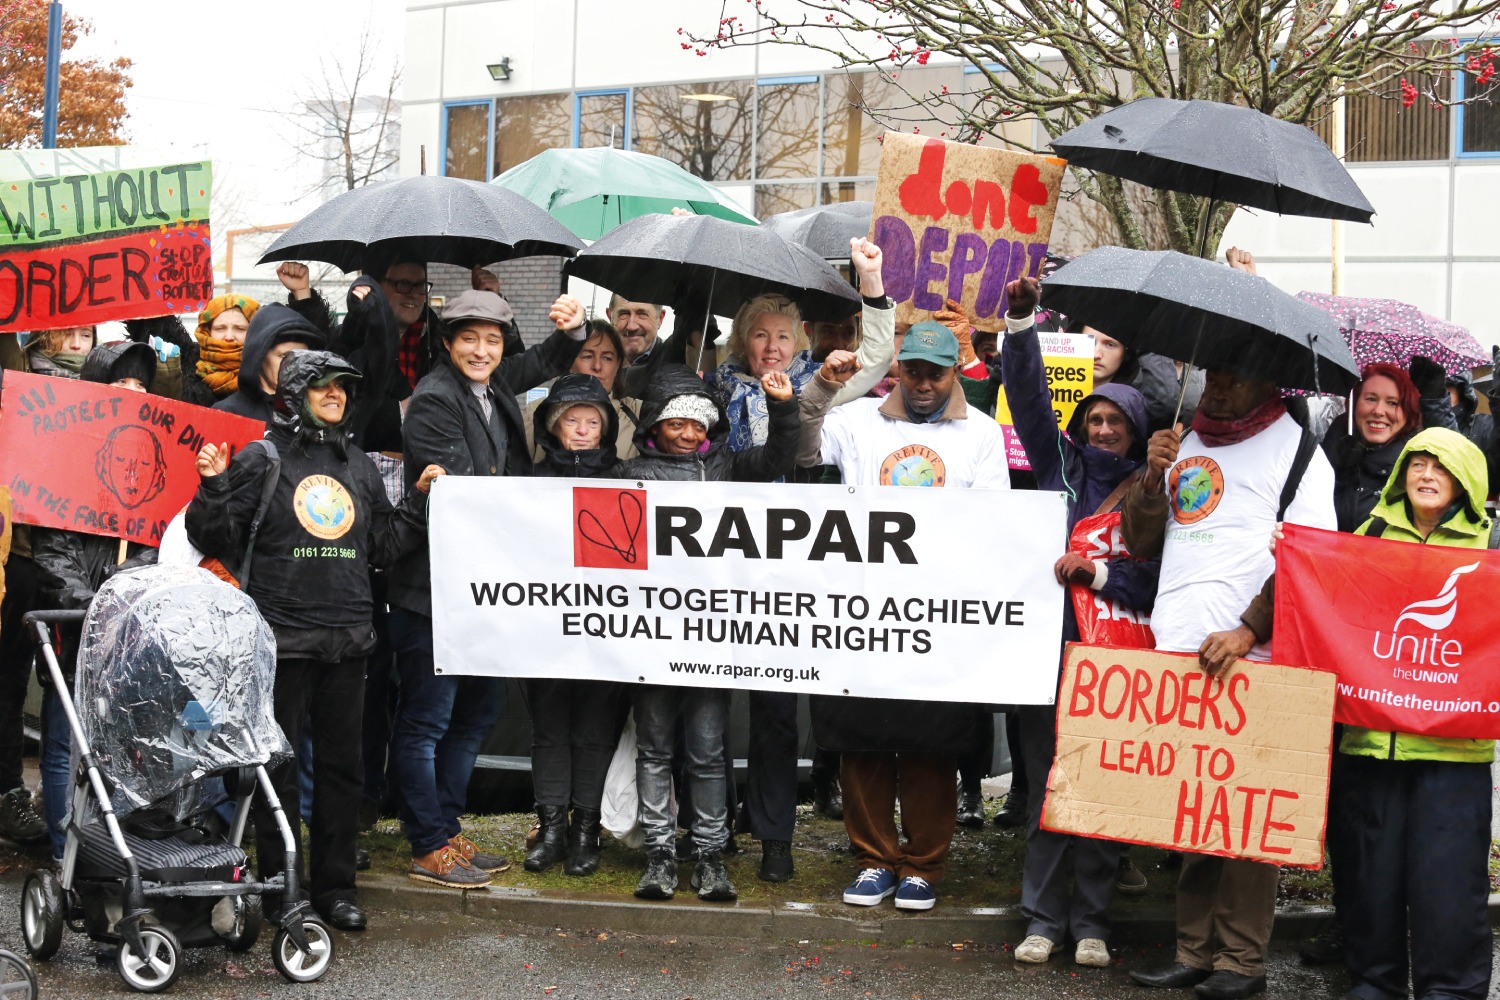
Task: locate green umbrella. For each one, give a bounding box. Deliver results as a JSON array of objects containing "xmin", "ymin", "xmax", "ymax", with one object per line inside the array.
[{"xmin": 492, "ymin": 146, "xmax": 756, "ymax": 240}]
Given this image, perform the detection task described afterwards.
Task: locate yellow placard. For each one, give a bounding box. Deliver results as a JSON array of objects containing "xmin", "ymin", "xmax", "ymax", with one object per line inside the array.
[{"xmin": 995, "ymin": 331, "xmax": 1094, "ymax": 470}]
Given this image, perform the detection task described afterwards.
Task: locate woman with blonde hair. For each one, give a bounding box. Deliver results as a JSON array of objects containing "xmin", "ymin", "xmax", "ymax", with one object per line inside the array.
[{"xmin": 704, "ymin": 294, "xmax": 812, "ymax": 452}]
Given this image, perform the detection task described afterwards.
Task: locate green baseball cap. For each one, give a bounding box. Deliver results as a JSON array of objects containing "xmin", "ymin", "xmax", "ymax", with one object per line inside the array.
[{"xmin": 897, "ymin": 320, "xmax": 961, "ymax": 368}]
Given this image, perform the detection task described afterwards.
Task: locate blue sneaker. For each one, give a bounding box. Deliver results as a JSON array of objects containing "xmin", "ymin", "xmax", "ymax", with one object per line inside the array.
[
  {"xmin": 842, "ymin": 867, "xmax": 898, "ymax": 906},
  {"xmin": 894, "ymin": 876, "xmax": 936, "ymax": 911}
]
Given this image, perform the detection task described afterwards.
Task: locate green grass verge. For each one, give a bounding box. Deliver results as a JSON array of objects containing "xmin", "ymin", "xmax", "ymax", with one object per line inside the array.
[{"xmin": 358, "ymin": 796, "xmax": 1338, "ymax": 909}]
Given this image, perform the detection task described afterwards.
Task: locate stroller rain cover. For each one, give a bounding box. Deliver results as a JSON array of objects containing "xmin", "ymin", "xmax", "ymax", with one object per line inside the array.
[{"xmin": 75, "ymin": 564, "xmax": 290, "ymax": 820}]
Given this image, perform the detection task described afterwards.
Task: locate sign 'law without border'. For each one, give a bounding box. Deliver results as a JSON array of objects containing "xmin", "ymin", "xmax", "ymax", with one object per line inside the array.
[
  {"xmin": 0, "ymin": 146, "xmax": 212, "ymax": 332},
  {"xmin": 431, "ymin": 478, "xmax": 1067, "ymax": 703},
  {"xmin": 1042, "ymin": 645, "xmax": 1335, "ymax": 868}
]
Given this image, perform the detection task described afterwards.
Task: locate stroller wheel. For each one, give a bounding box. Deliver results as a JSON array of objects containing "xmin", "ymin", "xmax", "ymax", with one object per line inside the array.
[
  {"xmin": 0, "ymin": 948, "xmax": 38, "ymax": 999},
  {"xmin": 116, "ymin": 925, "xmax": 181, "ymax": 993},
  {"xmin": 216, "ymin": 895, "xmax": 262, "ymax": 953},
  {"xmin": 272, "ymin": 917, "xmax": 335, "ymax": 983},
  {"xmin": 20, "ymin": 871, "xmax": 63, "ymax": 960}
]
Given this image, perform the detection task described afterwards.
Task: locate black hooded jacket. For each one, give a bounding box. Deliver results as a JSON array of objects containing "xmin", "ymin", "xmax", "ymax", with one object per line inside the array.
[
  {"xmin": 186, "ymin": 350, "xmax": 428, "ymax": 661},
  {"xmin": 608, "ymin": 365, "xmax": 798, "ymax": 483},
  {"xmin": 31, "ymin": 341, "xmax": 160, "ymax": 683},
  {"xmin": 532, "ymin": 373, "xmax": 619, "ymax": 478},
  {"xmin": 1322, "ymin": 426, "xmax": 1415, "ymax": 534},
  {"xmin": 212, "ymin": 304, "xmax": 326, "ymax": 428},
  {"xmin": 288, "ymin": 278, "xmax": 406, "ymax": 452},
  {"xmin": 389, "ymin": 325, "xmax": 584, "ymax": 618}
]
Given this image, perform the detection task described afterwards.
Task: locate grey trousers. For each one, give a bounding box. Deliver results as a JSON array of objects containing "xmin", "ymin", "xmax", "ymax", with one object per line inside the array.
[
  {"xmin": 633, "ymin": 686, "xmax": 730, "ymax": 853},
  {"xmin": 1019, "ymin": 703, "xmax": 1118, "ymax": 942}
]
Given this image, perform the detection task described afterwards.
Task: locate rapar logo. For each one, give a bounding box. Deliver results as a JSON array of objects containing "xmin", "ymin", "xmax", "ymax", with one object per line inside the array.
[{"xmin": 574, "ymin": 487, "xmax": 647, "ymax": 570}]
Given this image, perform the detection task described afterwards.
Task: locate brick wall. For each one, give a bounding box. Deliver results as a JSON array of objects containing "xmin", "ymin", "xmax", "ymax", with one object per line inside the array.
[{"xmin": 429, "ymin": 258, "xmax": 566, "ymax": 347}]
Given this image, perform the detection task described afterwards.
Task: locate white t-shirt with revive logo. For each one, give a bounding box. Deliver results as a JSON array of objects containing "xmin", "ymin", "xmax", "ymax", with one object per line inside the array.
[
  {"xmin": 819, "ymin": 396, "xmax": 1010, "ymax": 490},
  {"xmin": 1150, "ymin": 412, "xmax": 1335, "ymax": 659}
]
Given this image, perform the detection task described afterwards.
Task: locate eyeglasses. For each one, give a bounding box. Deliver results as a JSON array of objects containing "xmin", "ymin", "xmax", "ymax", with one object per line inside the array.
[{"xmin": 383, "ymin": 278, "xmax": 434, "ymax": 296}]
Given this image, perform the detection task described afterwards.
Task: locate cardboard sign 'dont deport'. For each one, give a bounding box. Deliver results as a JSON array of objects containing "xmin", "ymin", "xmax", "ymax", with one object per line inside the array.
[
  {"xmin": 870, "ymin": 132, "xmax": 1066, "ymax": 333},
  {"xmin": 1042, "ymin": 644, "xmax": 1336, "ymax": 868}
]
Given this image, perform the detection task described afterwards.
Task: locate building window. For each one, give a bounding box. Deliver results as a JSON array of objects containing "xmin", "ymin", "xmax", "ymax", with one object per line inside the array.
[
  {"xmin": 1344, "ymin": 77, "xmax": 1451, "ymax": 162},
  {"xmin": 756, "ymin": 76, "xmax": 821, "ymax": 179},
  {"xmin": 578, "ymin": 90, "xmax": 630, "ymax": 149},
  {"xmin": 493, "ymin": 93, "xmax": 572, "ymax": 176},
  {"xmin": 1458, "ymin": 48, "xmax": 1500, "ymax": 155},
  {"xmin": 821, "ymin": 180, "xmax": 876, "ymax": 205},
  {"xmin": 443, "ymin": 101, "xmax": 491, "ymax": 180},
  {"xmin": 632, "ymin": 81, "xmax": 754, "ymax": 181},
  {"xmin": 823, "ymin": 72, "xmax": 898, "ymax": 178},
  {"xmin": 754, "ymin": 182, "xmax": 819, "ymax": 219}
]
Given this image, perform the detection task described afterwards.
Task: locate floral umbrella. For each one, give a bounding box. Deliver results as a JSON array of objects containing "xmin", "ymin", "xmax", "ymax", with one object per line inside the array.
[{"xmin": 1296, "ymin": 292, "xmax": 1486, "ymax": 376}]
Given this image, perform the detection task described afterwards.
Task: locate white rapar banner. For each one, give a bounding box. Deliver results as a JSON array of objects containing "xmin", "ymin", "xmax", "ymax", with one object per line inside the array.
[{"xmin": 430, "ymin": 478, "xmax": 1068, "ymax": 704}]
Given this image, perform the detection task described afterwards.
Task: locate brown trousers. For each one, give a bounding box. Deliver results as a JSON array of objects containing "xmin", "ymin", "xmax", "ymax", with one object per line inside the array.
[
  {"xmin": 841, "ymin": 751, "xmax": 957, "ymax": 882},
  {"xmin": 1175, "ymin": 854, "xmax": 1278, "ymax": 975}
]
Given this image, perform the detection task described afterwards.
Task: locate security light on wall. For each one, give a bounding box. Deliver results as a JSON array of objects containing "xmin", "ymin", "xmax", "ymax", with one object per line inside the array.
[
  {"xmin": 681, "ymin": 92, "xmax": 733, "ymax": 103},
  {"xmin": 487, "ymin": 58, "xmax": 513, "ymax": 82}
]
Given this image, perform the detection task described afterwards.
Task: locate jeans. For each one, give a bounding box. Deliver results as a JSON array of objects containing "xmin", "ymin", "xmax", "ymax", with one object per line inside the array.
[
  {"xmin": 254, "ymin": 656, "xmax": 365, "ymax": 911},
  {"xmin": 1333, "ymin": 754, "xmax": 1493, "ymax": 999},
  {"xmin": 40, "ymin": 686, "xmax": 70, "ymax": 860},
  {"xmin": 525, "ymin": 679, "xmax": 624, "ymax": 810},
  {"xmin": 958, "ymin": 709, "xmax": 995, "ymax": 795},
  {"xmin": 634, "ymin": 686, "xmax": 729, "ymax": 853},
  {"xmin": 363, "ymin": 582, "xmax": 397, "ymax": 810},
  {"xmin": 1018, "ymin": 703, "xmax": 1116, "ymax": 942},
  {"xmin": 0, "ymin": 555, "xmax": 38, "ymax": 794},
  {"xmin": 745, "ymin": 691, "xmax": 797, "ymax": 841},
  {"xmin": 389, "ymin": 609, "xmax": 506, "ymax": 855}
]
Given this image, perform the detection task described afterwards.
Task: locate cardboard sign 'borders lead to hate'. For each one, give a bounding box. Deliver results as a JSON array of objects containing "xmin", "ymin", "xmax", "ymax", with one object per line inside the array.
[
  {"xmin": 870, "ymin": 133, "xmax": 1066, "ymax": 333},
  {"xmin": 0, "ymin": 371, "xmax": 263, "ymax": 546},
  {"xmin": 1042, "ymin": 644, "xmax": 1335, "ymax": 868}
]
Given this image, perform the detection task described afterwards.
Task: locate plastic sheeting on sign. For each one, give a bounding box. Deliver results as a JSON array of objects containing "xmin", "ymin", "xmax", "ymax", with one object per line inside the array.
[{"xmin": 74, "ymin": 564, "xmax": 288, "ymax": 820}]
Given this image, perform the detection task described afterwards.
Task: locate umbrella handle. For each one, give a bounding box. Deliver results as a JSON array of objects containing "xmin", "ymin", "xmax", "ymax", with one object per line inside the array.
[
  {"xmin": 1173, "ymin": 321, "xmax": 1206, "ymax": 427},
  {"xmin": 694, "ymin": 271, "xmax": 716, "ymax": 376},
  {"xmin": 1196, "ymin": 197, "xmax": 1219, "ymax": 260}
]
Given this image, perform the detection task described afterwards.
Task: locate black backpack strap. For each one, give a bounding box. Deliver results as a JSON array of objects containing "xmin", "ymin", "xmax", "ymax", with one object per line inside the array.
[
  {"xmin": 1365, "ymin": 516, "xmax": 1389, "ymax": 539},
  {"xmin": 1277, "ymin": 428, "xmax": 1319, "ymax": 522},
  {"xmin": 236, "ymin": 439, "xmax": 281, "ymax": 590}
]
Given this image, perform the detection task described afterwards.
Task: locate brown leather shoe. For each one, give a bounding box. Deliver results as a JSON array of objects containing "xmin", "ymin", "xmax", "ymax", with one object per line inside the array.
[
  {"xmin": 408, "ymin": 845, "xmax": 491, "ymax": 889},
  {"xmin": 450, "ymin": 833, "xmax": 511, "ymax": 873}
]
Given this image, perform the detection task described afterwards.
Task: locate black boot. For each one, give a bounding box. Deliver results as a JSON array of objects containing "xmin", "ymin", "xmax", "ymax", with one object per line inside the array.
[
  {"xmin": 524, "ymin": 805, "xmax": 568, "ymax": 872},
  {"xmin": 564, "ymin": 808, "xmax": 602, "ymax": 877}
]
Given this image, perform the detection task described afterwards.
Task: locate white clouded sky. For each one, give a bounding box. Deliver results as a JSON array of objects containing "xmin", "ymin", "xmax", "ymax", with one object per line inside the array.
[{"xmin": 63, "ymin": 0, "xmax": 404, "ymax": 234}]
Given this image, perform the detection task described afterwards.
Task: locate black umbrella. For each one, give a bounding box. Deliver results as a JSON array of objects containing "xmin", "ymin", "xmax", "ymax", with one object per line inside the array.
[
  {"xmin": 567, "ymin": 213, "xmax": 861, "ymax": 322},
  {"xmin": 259, "ymin": 175, "xmax": 584, "ymax": 272},
  {"xmin": 761, "ymin": 201, "xmax": 873, "ymax": 260},
  {"xmin": 1041, "ymin": 246, "xmax": 1358, "ymax": 394},
  {"xmin": 1050, "ymin": 98, "xmax": 1376, "ymax": 226}
]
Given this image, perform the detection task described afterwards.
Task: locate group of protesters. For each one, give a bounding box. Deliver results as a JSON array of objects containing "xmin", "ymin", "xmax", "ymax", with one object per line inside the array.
[{"xmin": 1, "ymin": 230, "xmax": 1496, "ymax": 1000}]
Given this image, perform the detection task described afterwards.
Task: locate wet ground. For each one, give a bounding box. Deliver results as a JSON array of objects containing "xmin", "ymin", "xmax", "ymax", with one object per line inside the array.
[{"xmin": 8, "ymin": 883, "xmax": 1500, "ymax": 1000}]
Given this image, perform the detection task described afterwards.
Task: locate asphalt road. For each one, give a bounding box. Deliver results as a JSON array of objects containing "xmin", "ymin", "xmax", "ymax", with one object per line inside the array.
[{"xmin": 6, "ymin": 875, "xmax": 1500, "ymax": 1000}]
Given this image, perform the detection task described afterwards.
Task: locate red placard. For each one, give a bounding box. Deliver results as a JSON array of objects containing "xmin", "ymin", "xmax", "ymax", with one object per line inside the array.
[
  {"xmin": 0, "ymin": 371, "xmax": 263, "ymax": 545},
  {"xmin": 0, "ymin": 225, "xmax": 212, "ymax": 332},
  {"xmin": 1273, "ymin": 522, "xmax": 1500, "ymax": 739},
  {"xmin": 1068, "ymin": 511, "xmax": 1155, "ymax": 649}
]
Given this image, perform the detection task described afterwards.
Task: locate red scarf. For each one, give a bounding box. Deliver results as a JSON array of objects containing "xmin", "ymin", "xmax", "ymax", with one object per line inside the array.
[
  {"xmin": 397, "ymin": 320, "xmax": 426, "ymax": 390},
  {"xmin": 1191, "ymin": 397, "xmax": 1287, "ymax": 447}
]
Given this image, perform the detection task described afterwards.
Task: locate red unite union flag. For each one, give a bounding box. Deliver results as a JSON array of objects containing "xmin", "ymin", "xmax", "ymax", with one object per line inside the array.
[
  {"xmin": 573, "ymin": 486, "xmax": 648, "ymax": 571},
  {"xmin": 1273, "ymin": 523, "xmax": 1500, "ymax": 739}
]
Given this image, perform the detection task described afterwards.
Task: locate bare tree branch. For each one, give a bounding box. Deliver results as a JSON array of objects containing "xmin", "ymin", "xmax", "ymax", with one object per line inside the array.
[
  {"xmin": 687, "ymin": 0, "xmax": 1500, "ymax": 255},
  {"xmin": 288, "ymin": 23, "xmax": 402, "ymax": 196}
]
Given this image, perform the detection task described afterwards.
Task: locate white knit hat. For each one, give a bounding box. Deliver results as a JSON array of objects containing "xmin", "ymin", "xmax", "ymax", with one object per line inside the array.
[{"xmin": 656, "ymin": 394, "xmax": 718, "ymax": 432}]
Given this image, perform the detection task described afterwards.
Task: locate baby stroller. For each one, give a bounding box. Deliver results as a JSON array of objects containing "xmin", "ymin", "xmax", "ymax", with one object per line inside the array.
[{"xmin": 21, "ymin": 564, "xmax": 335, "ymax": 992}]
